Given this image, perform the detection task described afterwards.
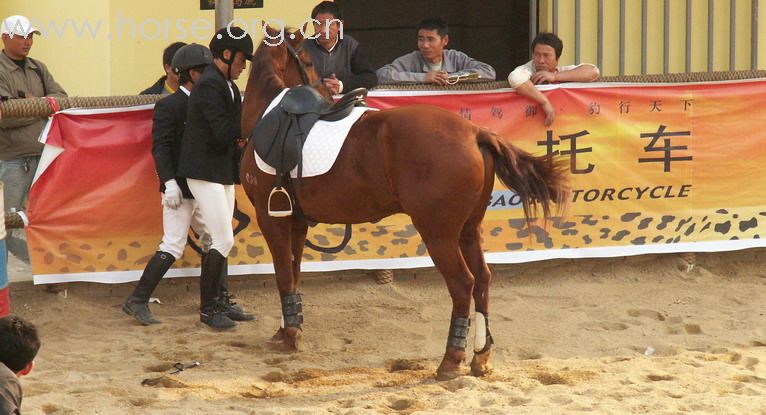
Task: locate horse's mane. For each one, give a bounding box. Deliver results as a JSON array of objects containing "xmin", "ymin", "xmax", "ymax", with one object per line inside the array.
[{"xmin": 244, "ymin": 39, "xmax": 287, "ymax": 122}]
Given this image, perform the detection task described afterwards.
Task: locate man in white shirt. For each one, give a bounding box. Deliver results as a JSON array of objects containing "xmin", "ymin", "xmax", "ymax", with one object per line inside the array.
[{"xmin": 508, "ymin": 32, "xmax": 600, "ymax": 126}]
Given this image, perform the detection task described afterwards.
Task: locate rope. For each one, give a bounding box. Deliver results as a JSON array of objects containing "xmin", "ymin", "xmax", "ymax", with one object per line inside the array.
[
  {"xmin": 0, "ymin": 95, "xmax": 162, "ymax": 118},
  {"xmin": 598, "ymin": 69, "xmax": 766, "ymax": 83},
  {"xmin": 5, "ymin": 212, "xmax": 24, "ymax": 229},
  {"xmin": 2, "ymin": 69, "xmax": 763, "ymax": 118},
  {"xmin": 373, "ymin": 69, "xmax": 766, "ymax": 91}
]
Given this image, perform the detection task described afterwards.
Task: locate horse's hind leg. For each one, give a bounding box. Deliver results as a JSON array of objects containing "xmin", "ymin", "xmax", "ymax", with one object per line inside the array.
[
  {"xmin": 461, "ymin": 147, "xmax": 495, "ymax": 376},
  {"xmin": 421, "ymin": 237, "xmax": 475, "ymax": 380},
  {"xmin": 460, "ymin": 223, "xmax": 494, "ymax": 377}
]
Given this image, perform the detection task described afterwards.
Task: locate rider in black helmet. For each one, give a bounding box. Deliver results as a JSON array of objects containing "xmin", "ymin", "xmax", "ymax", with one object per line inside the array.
[
  {"xmin": 208, "ymin": 26, "xmax": 253, "ymax": 81},
  {"xmin": 172, "ymin": 43, "xmax": 213, "ymax": 84},
  {"xmin": 123, "ymin": 42, "xmax": 254, "ymax": 326},
  {"xmin": 177, "ymin": 27, "xmax": 255, "ymax": 330}
]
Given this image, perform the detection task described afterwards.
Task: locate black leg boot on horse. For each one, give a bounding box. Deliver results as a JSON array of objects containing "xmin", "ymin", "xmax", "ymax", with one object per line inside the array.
[
  {"xmin": 274, "ymin": 292, "xmax": 303, "ymax": 350},
  {"xmin": 122, "ymin": 251, "xmax": 175, "ymax": 325},
  {"xmin": 199, "ymin": 249, "xmax": 237, "ymax": 330}
]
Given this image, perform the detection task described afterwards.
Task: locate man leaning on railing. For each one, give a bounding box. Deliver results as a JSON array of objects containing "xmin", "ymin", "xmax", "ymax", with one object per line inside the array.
[{"xmin": 508, "ymin": 32, "xmax": 600, "ymax": 126}]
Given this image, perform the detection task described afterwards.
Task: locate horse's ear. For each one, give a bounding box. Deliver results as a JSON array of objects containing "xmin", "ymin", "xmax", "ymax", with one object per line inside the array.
[
  {"xmin": 264, "ymin": 23, "xmax": 279, "ymax": 38},
  {"xmin": 291, "ymin": 27, "xmax": 305, "ymax": 44}
]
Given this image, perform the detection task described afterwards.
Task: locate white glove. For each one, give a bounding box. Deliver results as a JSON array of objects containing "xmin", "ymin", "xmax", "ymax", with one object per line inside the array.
[{"xmin": 163, "ymin": 179, "xmax": 183, "ymax": 210}]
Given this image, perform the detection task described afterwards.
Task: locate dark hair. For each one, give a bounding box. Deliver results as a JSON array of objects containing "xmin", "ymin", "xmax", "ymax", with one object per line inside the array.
[
  {"xmin": 162, "ymin": 42, "xmax": 187, "ymax": 67},
  {"xmin": 416, "ymin": 18, "xmax": 448, "ymax": 38},
  {"xmin": 0, "ymin": 315, "xmax": 40, "ymax": 373},
  {"xmin": 311, "ymin": 1, "xmax": 342, "ymax": 20},
  {"xmin": 178, "ymin": 65, "xmax": 206, "ymax": 85},
  {"xmin": 531, "ymin": 32, "xmax": 563, "ymax": 59}
]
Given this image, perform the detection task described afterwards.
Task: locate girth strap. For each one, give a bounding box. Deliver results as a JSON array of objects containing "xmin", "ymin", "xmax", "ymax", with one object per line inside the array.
[
  {"xmin": 447, "ymin": 316, "xmax": 471, "ymax": 349},
  {"xmin": 281, "ymin": 292, "xmax": 304, "ymax": 328}
]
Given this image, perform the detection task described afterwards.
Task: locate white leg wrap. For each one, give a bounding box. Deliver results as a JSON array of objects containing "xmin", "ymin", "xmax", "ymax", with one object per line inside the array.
[{"xmin": 474, "ymin": 311, "xmax": 487, "ymax": 352}]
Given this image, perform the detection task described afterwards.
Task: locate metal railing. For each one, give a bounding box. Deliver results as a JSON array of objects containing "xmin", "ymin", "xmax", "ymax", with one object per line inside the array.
[{"xmin": 536, "ymin": 0, "xmax": 760, "ymax": 75}]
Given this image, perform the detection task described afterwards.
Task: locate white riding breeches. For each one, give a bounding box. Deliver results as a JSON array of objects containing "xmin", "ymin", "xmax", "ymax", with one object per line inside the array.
[
  {"xmin": 158, "ymin": 197, "xmax": 211, "ymax": 260},
  {"xmin": 186, "ymin": 179, "xmax": 236, "ymax": 257}
]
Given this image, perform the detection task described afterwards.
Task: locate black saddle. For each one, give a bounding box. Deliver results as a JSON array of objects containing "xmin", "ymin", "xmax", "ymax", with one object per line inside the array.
[{"xmin": 253, "ymin": 86, "xmax": 368, "ymax": 176}]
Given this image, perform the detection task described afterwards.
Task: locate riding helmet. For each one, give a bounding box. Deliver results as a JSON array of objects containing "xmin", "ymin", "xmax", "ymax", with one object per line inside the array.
[
  {"xmin": 209, "ymin": 26, "xmax": 254, "ymax": 62},
  {"xmin": 171, "ymin": 43, "xmax": 213, "ymax": 74}
]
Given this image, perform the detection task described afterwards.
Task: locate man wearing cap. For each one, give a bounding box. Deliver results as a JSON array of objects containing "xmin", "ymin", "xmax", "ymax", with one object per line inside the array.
[
  {"xmin": 177, "ymin": 27, "xmax": 253, "ymax": 330},
  {"xmin": 0, "ymin": 15, "xmax": 67, "ymax": 263}
]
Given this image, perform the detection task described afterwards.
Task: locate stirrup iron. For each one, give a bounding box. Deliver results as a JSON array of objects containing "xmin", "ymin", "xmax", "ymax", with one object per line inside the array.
[{"xmin": 268, "ymin": 186, "xmax": 293, "ymax": 217}]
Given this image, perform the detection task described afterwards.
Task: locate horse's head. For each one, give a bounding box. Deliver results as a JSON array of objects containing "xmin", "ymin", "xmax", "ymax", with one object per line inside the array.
[{"xmin": 242, "ymin": 24, "xmax": 332, "ymax": 137}]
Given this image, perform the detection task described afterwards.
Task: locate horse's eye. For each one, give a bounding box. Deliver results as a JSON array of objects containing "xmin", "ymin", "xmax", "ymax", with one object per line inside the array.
[{"xmin": 305, "ymin": 62, "xmax": 314, "ymax": 68}]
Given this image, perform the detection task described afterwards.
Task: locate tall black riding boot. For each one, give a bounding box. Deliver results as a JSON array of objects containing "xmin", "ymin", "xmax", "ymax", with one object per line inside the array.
[
  {"xmin": 218, "ymin": 257, "xmax": 256, "ymax": 322},
  {"xmin": 122, "ymin": 251, "xmax": 174, "ymax": 325},
  {"xmin": 199, "ymin": 249, "xmax": 236, "ymax": 330}
]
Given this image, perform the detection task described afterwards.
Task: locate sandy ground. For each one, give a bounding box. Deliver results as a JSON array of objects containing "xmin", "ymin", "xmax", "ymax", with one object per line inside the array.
[{"xmin": 6, "ymin": 249, "xmax": 766, "ymax": 414}]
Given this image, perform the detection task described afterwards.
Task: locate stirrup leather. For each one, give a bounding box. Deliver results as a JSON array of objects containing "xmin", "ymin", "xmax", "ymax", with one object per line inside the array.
[{"xmin": 268, "ymin": 186, "xmax": 293, "ymax": 217}]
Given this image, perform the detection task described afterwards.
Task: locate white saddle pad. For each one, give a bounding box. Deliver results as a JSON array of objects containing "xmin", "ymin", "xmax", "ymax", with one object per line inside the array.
[{"xmin": 254, "ymin": 90, "xmax": 377, "ymax": 178}]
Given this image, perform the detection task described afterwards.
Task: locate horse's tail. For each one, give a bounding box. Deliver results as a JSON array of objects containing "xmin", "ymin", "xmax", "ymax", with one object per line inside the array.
[{"xmin": 477, "ymin": 129, "xmax": 568, "ymax": 223}]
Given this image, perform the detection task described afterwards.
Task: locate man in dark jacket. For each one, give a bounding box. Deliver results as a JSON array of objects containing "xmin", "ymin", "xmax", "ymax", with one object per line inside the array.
[
  {"xmin": 177, "ymin": 27, "xmax": 252, "ymax": 330},
  {"xmin": 302, "ymin": 1, "xmax": 377, "ymax": 95},
  {"xmin": 139, "ymin": 41, "xmax": 186, "ymax": 95},
  {"xmin": 123, "ymin": 44, "xmax": 254, "ymax": 326}
]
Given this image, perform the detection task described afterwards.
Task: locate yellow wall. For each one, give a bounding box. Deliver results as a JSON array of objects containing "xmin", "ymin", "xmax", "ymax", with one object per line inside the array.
[
  {"xmin": 0, "ymin": 0, "xmax": 317, "ymax": 95},
  {"xmin": 539, "ymin": 0, "xmax": 765, "ymax": 76}
]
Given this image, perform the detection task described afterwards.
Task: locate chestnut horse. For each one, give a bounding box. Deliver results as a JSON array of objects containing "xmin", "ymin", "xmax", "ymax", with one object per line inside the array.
[{"xmin": 240, "ymin": 28, "xmax": 567, "ymax": 380}]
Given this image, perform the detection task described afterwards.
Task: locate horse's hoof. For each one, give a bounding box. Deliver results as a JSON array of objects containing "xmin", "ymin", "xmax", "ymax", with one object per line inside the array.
[
  {"xmin": 435, "ymin": 348, "xmax": 466, "ymax": 381},
  {"xmin": 283, "ymin": 327, "xmax": 301, "ymax": 351},
  {"xmin": 435, "ymin": 368, "xmax": 462, "ymax": 381},
  {"xmin": 271, "ymin": 327, "xmax": 286, "ymax": 342},
  {"xmin": 470, "ymin": 349, "xmax": 493, "ymax": 377},
  {"xmin": 268, "ymin": 327, "xmax": 301, "ymax": 352}
]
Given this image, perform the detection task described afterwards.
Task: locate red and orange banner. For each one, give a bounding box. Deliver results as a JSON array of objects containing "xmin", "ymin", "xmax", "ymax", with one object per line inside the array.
[{"xmin": 28, "ymin": 79, "xmax": 766, "ymax": 283}]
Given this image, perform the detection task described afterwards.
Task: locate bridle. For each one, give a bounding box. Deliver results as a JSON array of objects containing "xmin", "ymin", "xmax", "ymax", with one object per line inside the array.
[{"xmin": 284, "ymin": 40, "xmax": 311, "ymax": 86}]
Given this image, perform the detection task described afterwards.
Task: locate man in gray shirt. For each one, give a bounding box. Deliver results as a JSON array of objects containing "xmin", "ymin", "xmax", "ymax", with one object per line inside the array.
[
  {"xmin": 302, "ymin": 1, "xmax": 377, "ymax": 95},
  {"xmin": 376, "ymin": 18, "xmax": 495, "ymax": 85}
]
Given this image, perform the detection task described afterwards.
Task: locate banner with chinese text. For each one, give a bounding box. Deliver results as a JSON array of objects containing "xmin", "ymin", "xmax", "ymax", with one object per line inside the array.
[{"xmin": 28, "ymin": 79, "xmax": 766, "ymax": 283}]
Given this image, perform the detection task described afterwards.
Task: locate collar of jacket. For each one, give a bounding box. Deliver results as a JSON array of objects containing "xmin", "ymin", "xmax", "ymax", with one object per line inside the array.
[
  {"xmin": 0, "ymin": 50, "xmax": 38, "ymax": 72},
  {"xmin": 207, "ymin": 63, "xmax": 230, "ymax": 82},
  {"xmin": 314, "ymin": 36, "xmax": 343, "ymax": 53},
  {"xmin": 416, "ymin": 49, "xmax": 457, "ymax": 73}
]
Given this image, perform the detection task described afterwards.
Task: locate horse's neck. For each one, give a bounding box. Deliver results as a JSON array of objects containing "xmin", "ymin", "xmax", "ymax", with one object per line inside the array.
[{"xmin": 243, "ymin": 74, "xmax": 285, "ymax": 137}]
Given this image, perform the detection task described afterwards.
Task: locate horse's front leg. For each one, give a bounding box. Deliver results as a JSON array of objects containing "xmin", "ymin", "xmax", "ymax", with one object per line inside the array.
[
  {"xmin": 257, "ymin": 212, "xmax": 303, "ymax": 350},
  {"xmin": 272, "ymin": 217, "xmax": 309, "ymax": 348}
]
